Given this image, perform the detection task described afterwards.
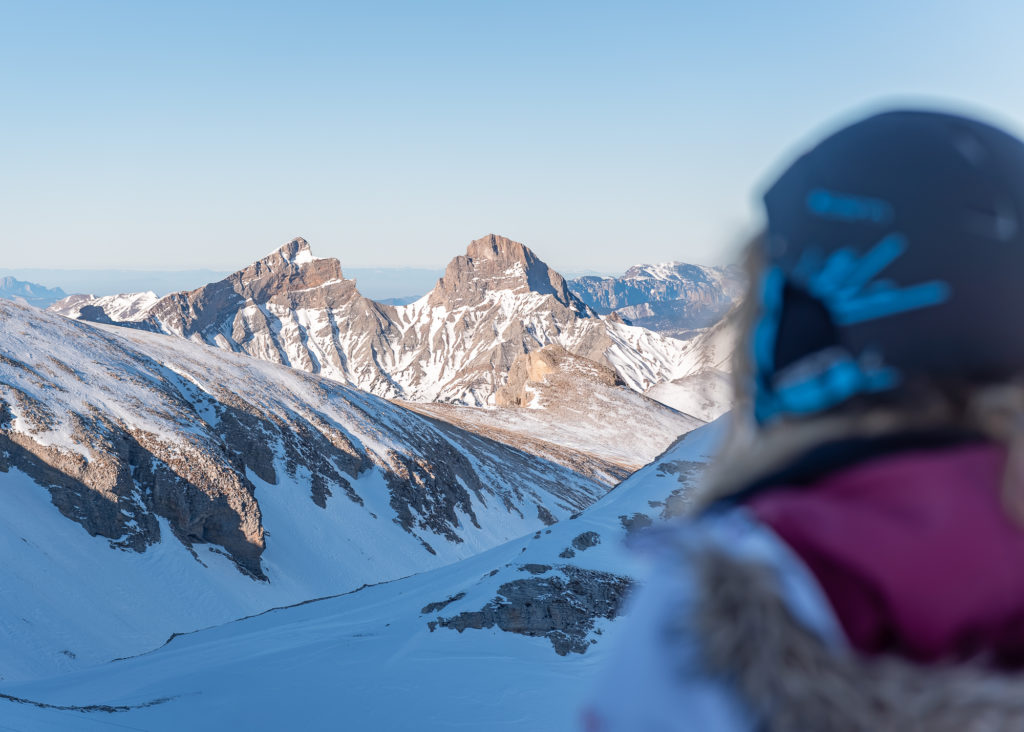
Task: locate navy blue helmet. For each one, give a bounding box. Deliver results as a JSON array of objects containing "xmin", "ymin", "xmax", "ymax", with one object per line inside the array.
[{"xmin": 754, "ymin": 110, "xmax": 1024, "ymax": 423}]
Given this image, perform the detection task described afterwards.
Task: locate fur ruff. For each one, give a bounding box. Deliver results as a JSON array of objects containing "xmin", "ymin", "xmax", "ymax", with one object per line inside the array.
[{"xmin": 690, "ymin": 549, "xmax": 1024, "ymax": 732}]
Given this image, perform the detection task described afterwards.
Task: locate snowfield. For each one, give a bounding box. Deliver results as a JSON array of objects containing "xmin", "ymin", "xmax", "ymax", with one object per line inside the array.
[{"xmin": 0, "ymin": 420, "xmax": 727, "ymax": 731}]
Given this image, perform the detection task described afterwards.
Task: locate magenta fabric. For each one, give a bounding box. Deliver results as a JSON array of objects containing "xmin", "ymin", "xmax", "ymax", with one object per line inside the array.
[{"xmin": 748, "ymin": 443, "xmax": 1024, "ymax": 667}]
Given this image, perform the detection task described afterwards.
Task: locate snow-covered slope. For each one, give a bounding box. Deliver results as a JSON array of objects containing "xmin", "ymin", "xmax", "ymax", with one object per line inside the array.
[
  {"xmin": 0, "ymin": 419, "xmax": 728, "ymax": 731},
  {"xmin": 644, "ymin": 307, "xmax": 739, "ymax": 422},
  {"xmin": 52, "ymin": 290, "xmax": 159, "ymax": 321},
  {"xmin": 646, "ymin": 369, "xmax": 732, "ymax": 423},
  {"xmin": 0, "ymin": 299, "xmax": 605, "ymax": 681},
  {"xmin": 52, "ymin": 235, "xmax": 704, "ymax": 406}
]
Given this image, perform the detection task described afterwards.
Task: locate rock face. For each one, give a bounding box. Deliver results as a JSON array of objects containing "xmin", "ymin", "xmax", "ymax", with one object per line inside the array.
[
  {"xmin": 0, "ymin": 277, "xmax": 67, "ymax": 309},
  {"xmin": 569, "ymin": 261, "xmax": 744, "ymax": 339},
  {"xmin": 0, "ymin": 398, "xmax": 266, "ymax": 577},
  {"xmin": 0, "ymin": 299, "xmax": 605, "ymax": 581},
  {"xmin": 495, "ymin": 345, "xmax": 623, "ymax": 408},
  {"xmin": 427, "ymin": 234, "xmax": 582, "ymax": 312},
  {"xmin": 52, "ymin": 235, "xmax": 699, "ymax": 406},
  {"xmin": 433, "ymin": 565, "xmax": 631, "ymax": 655}
]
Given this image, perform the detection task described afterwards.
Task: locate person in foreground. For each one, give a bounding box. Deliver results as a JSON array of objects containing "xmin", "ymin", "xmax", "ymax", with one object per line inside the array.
[{"xmin": 585, "ymin": 108, "xmax": 1024, "ymax": 731}]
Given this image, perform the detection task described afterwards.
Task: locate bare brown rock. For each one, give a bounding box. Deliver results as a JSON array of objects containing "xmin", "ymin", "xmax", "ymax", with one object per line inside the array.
[{"xmin": 496, "ymin": 345, "xmax": 623, "ymax": 408}]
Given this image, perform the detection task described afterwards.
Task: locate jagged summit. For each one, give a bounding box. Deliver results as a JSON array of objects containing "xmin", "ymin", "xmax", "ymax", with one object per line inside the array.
[
  {"xmin": 268, "ymin": 236, "xmax": 318, "ymax": 265},
  {"xmin": 463, "ymin": 233, "xmax": 540, "ymax": 263},
  {"xmin": 429, "ymin": 234, "xmax": 583, "ymax": 311},
  {"xmin": 228, "ymin": 238, "xmax": 348, "ymax": 302}
]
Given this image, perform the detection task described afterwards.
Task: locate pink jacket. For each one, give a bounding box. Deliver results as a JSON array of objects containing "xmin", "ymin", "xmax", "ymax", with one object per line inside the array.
[{"xmin": 750, "ymin": 442, "xmax": 1024, "ymax": 668}]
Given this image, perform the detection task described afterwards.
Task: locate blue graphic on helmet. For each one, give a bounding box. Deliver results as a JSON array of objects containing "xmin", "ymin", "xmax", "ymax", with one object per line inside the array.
[
  {"xmin": 806, "ymin": 188, "xmax": 894, "ymax": 225},
  {"xmin": 806, "ymin": 233, "xmax": 951, "ymax": 325},
  {"xmin": 753, "ymin": 232, "xmax": 951, "ymax": 423}
]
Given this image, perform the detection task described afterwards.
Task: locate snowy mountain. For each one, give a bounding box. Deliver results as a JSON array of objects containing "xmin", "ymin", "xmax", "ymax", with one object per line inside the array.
[
  {"xmin": 0, "ymin": 276, "xmax": 66, "ymax": 309},
  {"xmin": 569, "ymin": 261, "xmax": 743, "ymax": 339},
  {"xmin": 0, "ymin": 299, "xmax": 605, "ymax": 682},
  {"xmin": 53, "ymin": 290, "xmax": 160, "ymax": 321},
  {"xmin": 51, "ymin": 235, "xmax": 704, "ymax": 406},
  {"xmin": 0, "ymin": 417, "xmax": 728, "ymax": 731}
]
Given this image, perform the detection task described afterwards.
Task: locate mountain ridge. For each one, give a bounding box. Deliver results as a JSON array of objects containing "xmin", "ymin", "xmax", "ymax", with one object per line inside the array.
[
  {"xmin": 569, "ymin": 260, "xmax": 743, "ymax": 339},
  {"xmin": 0, "ymin": 276, "xmax": 67, "ymax": 309},
  {"xmin": 51, "ymin": 235, "xmax": 704, "ymax": 406}
]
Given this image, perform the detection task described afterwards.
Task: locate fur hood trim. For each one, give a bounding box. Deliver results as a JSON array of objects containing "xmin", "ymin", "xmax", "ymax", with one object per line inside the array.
[{"xmin": 691, "ymin": 549, "xmax": 1024, "ymax": 732}]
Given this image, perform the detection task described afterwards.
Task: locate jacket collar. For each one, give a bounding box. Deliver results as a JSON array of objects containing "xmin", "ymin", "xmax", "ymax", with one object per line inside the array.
[{"xmin": 691, "ymin": 547, "xmax": 1024, "ymax": 731}]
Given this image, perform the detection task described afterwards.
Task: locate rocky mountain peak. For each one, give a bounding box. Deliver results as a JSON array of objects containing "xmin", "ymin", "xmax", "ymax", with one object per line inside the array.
[
  {"xmin": 622, "ymin": 261, "xmax": 710, "ymax": 283},
  {"xmin": 464, "ymin": 233, "xmax": 531, "ymax": 262},
  {"xmin": 277, "ymin": 237, "xmax": 316, "ymax": 264},
  {"xmin": 568, "ymin": 259, "xmax": 743, "ymax": 338},
  {"xmin": 229, "ymin": 238, "xmax": 349, "ymax": 303},
  {"xmin": 428, "ymin": 234, "xmax": 584, "ymax": 312}
]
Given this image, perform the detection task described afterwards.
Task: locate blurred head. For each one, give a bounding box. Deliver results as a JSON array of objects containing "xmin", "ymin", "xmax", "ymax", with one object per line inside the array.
[{"xmin": 704, "ymin": 109, "xmax": 1024, "ymax": 505}]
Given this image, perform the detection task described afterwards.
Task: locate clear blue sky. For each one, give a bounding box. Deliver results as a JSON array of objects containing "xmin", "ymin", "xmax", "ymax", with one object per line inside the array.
[{"xmin": 3, "ymin": 0, "xmax": 1024, "ymax": 273}]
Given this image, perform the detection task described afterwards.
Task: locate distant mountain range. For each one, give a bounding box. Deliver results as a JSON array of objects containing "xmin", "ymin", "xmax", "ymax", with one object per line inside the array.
[
  {"xmin": 6, "ymin": 250, "xmax": 741, "ymax": 344},
  {"xmin": 568, "ymin": 261, "xmax": 744, "ymax": 339},
  {"xmin": 0, "ymin": 276, "xmax": 66, "ymax": 308},
  {"xmin": 0, "ymin": 269, "xmax": 231, "ymax": 299},
  {"xmin": 48, "ymin": 236, "xmax": 734, "ymax": 478},
  {"xmin": 52, "ymin": 235, "xmax": 730, "ymax": 405}
]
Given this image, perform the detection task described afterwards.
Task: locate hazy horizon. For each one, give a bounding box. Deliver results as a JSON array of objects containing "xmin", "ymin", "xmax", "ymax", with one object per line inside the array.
[
  {"xmin": 0, "ymin": 263, "xmax": 447, "ymax": 301},
  {"xmin": 0, "ymin": 243, "xmax": 667, "ymax": 300}
]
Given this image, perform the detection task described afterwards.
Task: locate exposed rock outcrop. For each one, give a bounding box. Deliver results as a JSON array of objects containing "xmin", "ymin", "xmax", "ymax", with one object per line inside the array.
[
  {"xmin": 434, "ymin": 565, "xmax": 632, "ymax": 655},
  {"xmin": 496, "ymin": 345, "xmax": 623, "ymax": 408}
]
